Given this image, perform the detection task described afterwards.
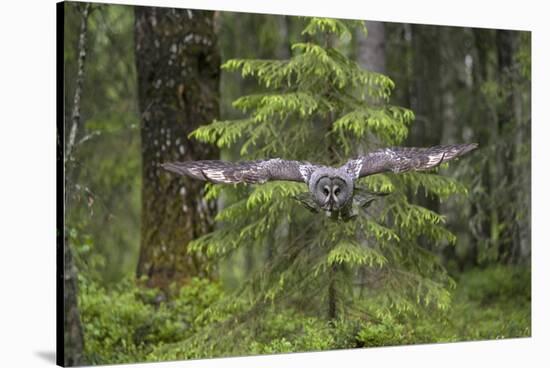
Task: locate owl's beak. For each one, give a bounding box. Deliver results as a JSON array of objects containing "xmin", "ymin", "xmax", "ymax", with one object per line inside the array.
[
  {"xmin": 330, "ymin": 185, "xmax": 341, "ymax": 209},
  {"xmin": 321, "ymin": 195, "xmax": 332, "ymax": 211}
]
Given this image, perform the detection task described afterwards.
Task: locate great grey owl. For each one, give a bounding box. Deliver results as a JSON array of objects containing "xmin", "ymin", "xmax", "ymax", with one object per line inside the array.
[{"xmin": 162, "ymin": 143, "xmax": 478, "ymax": 220}]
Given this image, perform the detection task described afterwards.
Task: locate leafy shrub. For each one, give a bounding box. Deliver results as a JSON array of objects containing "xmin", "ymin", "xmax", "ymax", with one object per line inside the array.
[
  {"xmin": 74, "ymin": 224, "xmax": 530, "ymax": 364},
  {"xmin": 457, "ymin": 265, "xmax": 531, "ymax": 305},
  {"xmin": 356, "ymin": 315, "xmax": 407, "ymax": 347},
  {"xmin": 78, "ymin": 276, "xmax": 224, "ymax": 364},
  {"xmin": 442, "ymin": 265, "xmax": 531, "ymax": 340}
]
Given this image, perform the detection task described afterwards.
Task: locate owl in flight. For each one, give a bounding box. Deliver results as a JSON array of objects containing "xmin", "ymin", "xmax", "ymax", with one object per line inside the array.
[{"xmin": 162, "ymin": 143, "xmax": 478, "ymax": 221}]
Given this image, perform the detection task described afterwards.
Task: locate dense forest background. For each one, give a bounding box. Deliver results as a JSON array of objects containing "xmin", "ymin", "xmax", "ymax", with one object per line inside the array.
[{"xmin": 61, "ymin": 2, "xmax": 531, "ymax": 366}]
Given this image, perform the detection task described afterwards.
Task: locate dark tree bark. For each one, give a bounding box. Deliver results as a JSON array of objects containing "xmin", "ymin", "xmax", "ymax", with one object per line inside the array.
[
  {"xmin": 63, "ymin": 3, "xmax": 90, "ymax": 366},
  {"xmin": 134, "ymin": 6, "xmax": 220, "ymax": 290}
]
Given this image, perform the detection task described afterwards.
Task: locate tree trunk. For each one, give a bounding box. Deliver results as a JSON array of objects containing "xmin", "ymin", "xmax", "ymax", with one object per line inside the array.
[
  {"xmin": 63, "ymin": 235, "xmax": 85, "ymax": 366},
  {"xmin": 62, "ymin": 3, "xmax": 90, "ymax": 365},
  {"xmin": 410, "ymin": 25, "xmax": 444, "ymax": 146},
  {"xmin": 513, "ymin": 34, "xmax": 531, "ymax": 264},
  {"xmin": 355, "ymin": 20, "xmax": 386, "ymax": 296},
  {"xmin": 408, "ymin": 25, "xmax": 443, "ymax": 225},
  {"xmin": 464, "ymin": 28, "xmax": 494, "ymax": 268},
  {"xmin": 134, "ymin": 6, "xmax": 220, "ymax": 290},
  {"xmin": 495, "ymin": 30, "xmax": 517, "ymax": 263},
  {"xmin": 356, "ymin": 21, "xmax": 386, "ymax": 74},
  {"xmin": 278, "ymin": 15, "xmax": 291, "ymax": 59}
]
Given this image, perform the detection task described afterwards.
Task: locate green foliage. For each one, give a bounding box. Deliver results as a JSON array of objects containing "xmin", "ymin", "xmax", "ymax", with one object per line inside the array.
[
  {"xmin": 332, "ymin": 106, "xmax": 412, "ymax": 152},
  {"xmin": 356, "ymin": 264, "xmax": 531, "ymax": 347},
  {"xmin": 78, "ymin": 275, "xmax": 225, "ymax": 365},
  {"xmin": 301, "ymin": 17, "xmax": 367, "ymax": 41},
  {"xmin": 77, "ymin": 260, "xmax": 530, "ymax": 363},
  {"xmin": 356, "ymin": 315, "xmax": 408, "ymax": 347},
  {"xmin": 148, "ymin": 309, "xmax": 342, "ymax": 360},
  {"xmin": 458, "ymin": 265, "xmax": 531, "ymax": 305},
  {"xmin": 433, "ymin": 265, "xmax": 531, "ymax": 341},
  {"xmin": 326, "ymin": 240, "xmax": 388, "ymax": 268}
]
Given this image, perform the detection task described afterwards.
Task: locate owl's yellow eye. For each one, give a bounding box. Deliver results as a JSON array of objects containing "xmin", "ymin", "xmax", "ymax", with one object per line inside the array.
[
  {"xmin": 323, "ymin": 186, "xmax": 330, "ymax": 196},
  {"xmin": 333, "ymin": 186, "xmax": 341, "ymax": 196}
]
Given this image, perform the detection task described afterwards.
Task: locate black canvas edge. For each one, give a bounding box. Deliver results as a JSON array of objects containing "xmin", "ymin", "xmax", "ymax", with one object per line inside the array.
[{"xmin": 56, "ymin": 1, "xmax": 65, "ymax": 366}]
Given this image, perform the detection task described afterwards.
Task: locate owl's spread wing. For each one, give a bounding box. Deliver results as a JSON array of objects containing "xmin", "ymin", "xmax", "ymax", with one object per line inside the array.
[
  {"xmin": 343, "ymin": 143, "xmax": 478, "ymax": 179},
  {"xmin": 161, "ymin": 158, "xmax": 317, "ymax": 184}
]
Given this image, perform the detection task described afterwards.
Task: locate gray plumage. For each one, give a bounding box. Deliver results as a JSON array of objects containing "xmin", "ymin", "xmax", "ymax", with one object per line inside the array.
[
  {"xmin": 161, "ymin": 158, "xmax": 315, "ymax": 184},
  {"xmin": 162, "ymin": 143, "xmax": 478, "ymax": 220}
]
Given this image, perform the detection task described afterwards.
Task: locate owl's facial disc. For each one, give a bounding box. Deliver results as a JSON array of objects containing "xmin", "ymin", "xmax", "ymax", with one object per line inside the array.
[{"xmin": 314, "ymin": 176, "xmax": 351, "ymax": 211}]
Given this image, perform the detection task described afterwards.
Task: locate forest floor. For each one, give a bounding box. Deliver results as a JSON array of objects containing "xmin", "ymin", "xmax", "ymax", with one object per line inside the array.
[
  {"xmin": 78, "ymin": 264, "xmax": 531, "ymax": 364},
  {"xmin": 440, "ymin": 265, "xmax": 531, "ymax": 342}
]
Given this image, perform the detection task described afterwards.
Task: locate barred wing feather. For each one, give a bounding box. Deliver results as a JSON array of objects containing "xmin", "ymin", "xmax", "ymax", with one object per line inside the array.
[
  {"xmin": 344, "ymin": 143, "xmax": 478, "ymax": 179},
  {"xmin": 161, "ymin": 158, "xmax": 318, "ymax": 184}
]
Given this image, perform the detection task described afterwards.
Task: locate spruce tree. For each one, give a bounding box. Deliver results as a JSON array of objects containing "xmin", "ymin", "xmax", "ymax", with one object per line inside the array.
[{"xmin": 184, "ymin": 17, "xmax": 468, "ymax": 353}]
